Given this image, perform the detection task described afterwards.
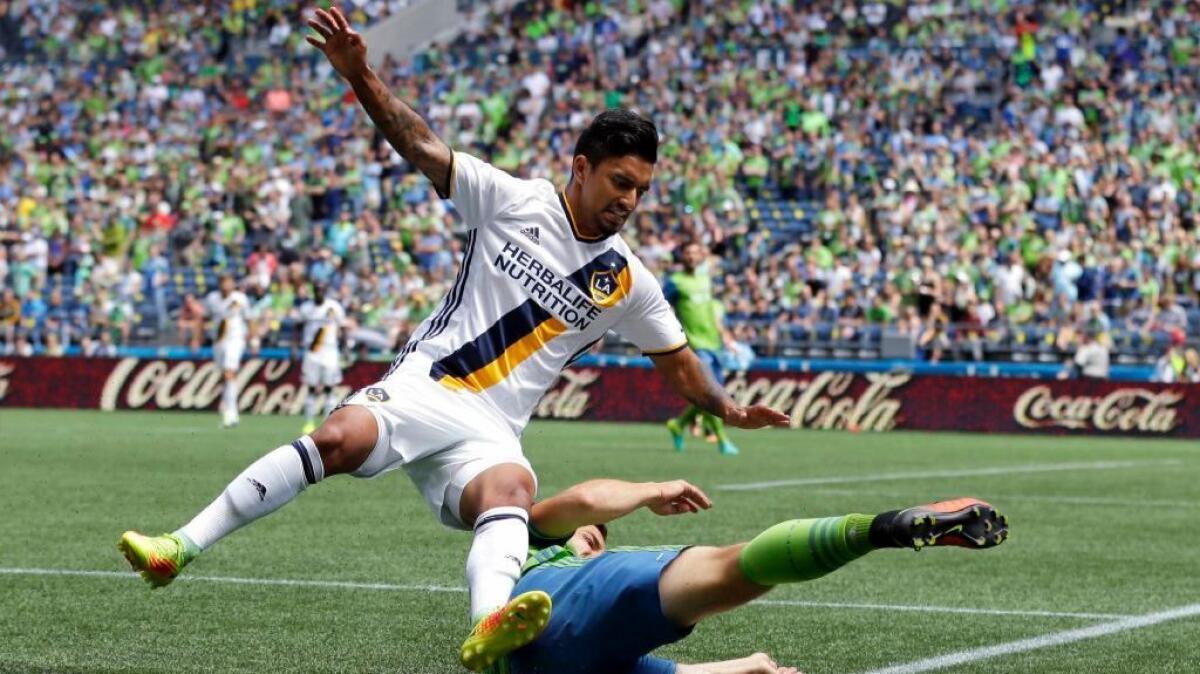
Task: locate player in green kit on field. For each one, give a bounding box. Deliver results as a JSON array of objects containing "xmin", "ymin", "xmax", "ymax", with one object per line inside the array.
[{"xmin": 663, "ymin": 240, "xmax": 739, "ymax": 455}]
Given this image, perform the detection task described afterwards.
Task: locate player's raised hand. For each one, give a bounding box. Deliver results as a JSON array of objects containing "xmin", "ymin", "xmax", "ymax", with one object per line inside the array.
[
  {"xmin": 724, "ymin": 404, "xmax": 791, "ymax": 429},
  {"xmin": 647, "ymin": 480, "xmax": 712, "ymax": 516},
  {"xmin": 306, "ymin": 6, "xmax": 368, "ymax": 80}
]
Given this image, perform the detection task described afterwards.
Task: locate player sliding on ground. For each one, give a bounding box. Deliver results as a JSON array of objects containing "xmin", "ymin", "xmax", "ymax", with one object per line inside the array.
[
  {"xmin": 498, "ymin": 480, "xmax": 1009, "ymax": 673},
  {"xmin": 117, "ymin": 6, "xmax": 788, "ymax": 672}
]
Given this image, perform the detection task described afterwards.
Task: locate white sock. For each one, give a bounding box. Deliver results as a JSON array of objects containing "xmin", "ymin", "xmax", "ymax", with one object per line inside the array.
[
  {"xmin": 222, "ymin": 380, "xmax": 238, "ymax": 416},
  {"xmin": 303, "ymin": 390, "xmax": 320, "ymax": 420},
  {"xmin": 466, "ymin": 506, "xmax": 529, "ymax": 622},
  {"xmin": 322, "ymin": 389, "xmax": 338, "ymax": 418},
  {"xmin": 177, "ymin": 436, "xmax": 324, "ymax": 550}
]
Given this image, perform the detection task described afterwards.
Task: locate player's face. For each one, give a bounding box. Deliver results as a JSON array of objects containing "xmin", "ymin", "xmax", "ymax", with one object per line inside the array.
[
  {"xmin": 219, "ymin": 278, "xmax": 234, "ymax": 295},
  {"xmin": 682, "ymin": 243, "xmax": 704, "ymax": 271},
  {"xmin": 574, "ymin": 154, "xmax": 653, "ymax": 237},
  {"xmin": 566, "ymin": 525, "xmax": 607, "ymax": 559}
]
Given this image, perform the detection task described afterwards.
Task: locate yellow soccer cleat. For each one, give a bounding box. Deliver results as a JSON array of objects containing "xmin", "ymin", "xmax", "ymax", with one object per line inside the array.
[
  {"xmin": 117, "ymin": 531, "xmax": 192, "ymax": 588},
  {"xmin": 460, "ymin": 590, "xmax": 552, "ymax": 672}
]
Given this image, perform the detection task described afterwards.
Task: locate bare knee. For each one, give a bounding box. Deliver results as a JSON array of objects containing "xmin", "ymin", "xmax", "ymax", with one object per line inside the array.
[
  {"xmin": 660, "ymin": 544, "xmax": 767, "ymax": 627},
  {"xmin": 310, "ymin": 406, "xmax": 378, "ymax": 476},
  {"xmin": 459, "ymin": 464, "xmax": 536, "ymax": 526}
]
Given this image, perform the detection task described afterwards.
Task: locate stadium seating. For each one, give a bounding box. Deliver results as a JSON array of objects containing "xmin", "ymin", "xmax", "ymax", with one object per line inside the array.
[{"xmin": 0, "ymin": 0, "xmax": 1197, "ymax": 378}]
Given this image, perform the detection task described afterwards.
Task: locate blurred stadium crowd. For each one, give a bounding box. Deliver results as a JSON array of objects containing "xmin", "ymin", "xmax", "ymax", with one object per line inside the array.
[{"xmin": 1, "ymin": 0, "xmax": 1199, "ymax": 380}]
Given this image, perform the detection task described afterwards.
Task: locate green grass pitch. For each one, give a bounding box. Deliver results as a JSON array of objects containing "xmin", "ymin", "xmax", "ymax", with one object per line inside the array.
[{"xmin": 1, "ymin": 409, "xmax": 1198, "ymax": 673}]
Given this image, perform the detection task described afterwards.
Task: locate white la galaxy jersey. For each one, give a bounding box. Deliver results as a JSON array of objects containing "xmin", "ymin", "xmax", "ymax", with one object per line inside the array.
[
  {"xmin": 387, "ymin": 151, "xmax": 686, "ymax": 434},
  {"xmin": 301, "ymin": 298, "xmax": 346, "ymax": 363},
  {"xmin": 209, "ymin": 290, "xmax": 249, "ymax": 346}
]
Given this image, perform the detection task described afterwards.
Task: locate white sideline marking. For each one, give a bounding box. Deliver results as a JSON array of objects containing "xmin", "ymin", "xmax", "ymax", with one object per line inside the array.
[
  {"xmin": 852, "ymin": 602, "xmax": 1200, "ymax": 674},
  {"xmin": 807, "ymin": 487, "xmax": 1200, "ymax": 509},
  {"xmin": 0, "ymin": 567, "xmax": 1119, "ymax": 621},
  {"xmin": 0, "ymin": 567, "xmax": 465, "ymax": 594},
  {"xmin": 716, "ymin": 460, "xmax": 1182, "ymax": 492},
  {"xmin": 751, "ymin": 599, "xmax": 1130, "ymax": 621}
]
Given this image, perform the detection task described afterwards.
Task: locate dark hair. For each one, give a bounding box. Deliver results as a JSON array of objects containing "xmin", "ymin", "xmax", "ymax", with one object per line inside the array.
[{"xmin": 573, "ymin": 108, "xmax": 658, "ymax": 168}]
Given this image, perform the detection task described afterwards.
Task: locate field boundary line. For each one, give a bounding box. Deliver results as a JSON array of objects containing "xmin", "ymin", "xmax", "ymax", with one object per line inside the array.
[
  {"xmin": 0, "ymin": 567, "xmax": 1127, "ymax": 621},
  {"xmin": 751, "ymin": 599, "xmax": 1130, "ymax": 621},
  {"xmin": 806, "ymin": 487, "xmax": 1200, "ymax": 509},
  {"xmin": 850, "ymin": 602, "xmax": 1200, "ymax": 674},
  {"xmin": 716, "ymin": 460, "xmax": 1182, "ymax": 491},
  {"xmin": 0, "ymin": 567, "xmax": 466, "ymax": 593}
]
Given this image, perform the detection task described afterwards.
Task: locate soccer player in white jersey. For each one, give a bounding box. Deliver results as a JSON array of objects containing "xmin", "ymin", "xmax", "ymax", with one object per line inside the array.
[
  {"xmin": 298, "ymin": 284, "xmax": 346, "ymax": 434},
  {"xmin": 118, "ymin": 7, "xmax": 789, "ymax": 672},
  {"xmin": 208, "ymin": 274, "xmax": 250, "ymax": 428}
]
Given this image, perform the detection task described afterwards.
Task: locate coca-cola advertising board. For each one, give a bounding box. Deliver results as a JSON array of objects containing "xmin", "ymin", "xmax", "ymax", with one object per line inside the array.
[{"xmin": 1, "ymin": 357, "xmax": 1197, "ymax": 437}]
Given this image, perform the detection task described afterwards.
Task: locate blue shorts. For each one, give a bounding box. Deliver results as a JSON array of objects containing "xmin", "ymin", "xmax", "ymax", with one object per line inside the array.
[
  {"xmin": 507, "ymin": 547, "xmax": 693, "ymax": 674},
  {"xmin": 696, "ymin": 349, "xmax": 724, "ymax": 384}
]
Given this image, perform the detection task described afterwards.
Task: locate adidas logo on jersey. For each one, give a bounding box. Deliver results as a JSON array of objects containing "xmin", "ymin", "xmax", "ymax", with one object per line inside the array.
[{"xmin": 519, "ymin": 227, "xmax": 540, "ymax": 245}]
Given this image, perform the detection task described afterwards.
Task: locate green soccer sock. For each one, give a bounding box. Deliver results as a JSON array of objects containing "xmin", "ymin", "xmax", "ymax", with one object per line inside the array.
[
  {"xmin": 701, "ymin": 413, "xmax": 729, "ymax": 442},
  {"xmin": 739, "ymin": 514, "xmax": 876, "ymax": 585},
  {"xmin": 675, "ymin": 405, "xmax": 702, "ymax": 427}
]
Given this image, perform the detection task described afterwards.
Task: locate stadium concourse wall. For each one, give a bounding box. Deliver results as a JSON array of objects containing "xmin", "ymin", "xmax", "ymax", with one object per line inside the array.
[{"xmin": 1, "ymin": 356, "xmax": 1197, "ymax": 439}]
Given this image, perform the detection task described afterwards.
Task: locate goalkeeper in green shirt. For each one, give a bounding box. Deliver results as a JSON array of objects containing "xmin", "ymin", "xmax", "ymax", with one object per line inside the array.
[{"xmin": 662, "ymin": 241, "xmax": 739, "ymax": 455}]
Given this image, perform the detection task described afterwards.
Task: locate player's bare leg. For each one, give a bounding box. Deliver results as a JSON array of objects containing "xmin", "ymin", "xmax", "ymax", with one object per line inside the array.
[
  {"xmin": 457, "ymin": 464, "xmax": 550, "ymax": 671},
  {"xmin": 660, "ymin": 499, "xmax": 1009, "ymax": 627},
  {"xmin": 119, "ymin": 406, "xmax": 378, "ymax": 587},
  {"xmin": 659, "ymin": 545, "xmax": 768, "ymax": 626}
]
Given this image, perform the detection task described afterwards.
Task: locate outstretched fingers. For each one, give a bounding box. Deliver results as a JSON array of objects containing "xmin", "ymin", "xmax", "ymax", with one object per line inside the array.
[
  {"xmin": 329, "ymin": 5, "xmax": 352, "ymax": 31},
  {"xmin": 308, "ymin": 8, "xmax": 336, "ymax": 37}
]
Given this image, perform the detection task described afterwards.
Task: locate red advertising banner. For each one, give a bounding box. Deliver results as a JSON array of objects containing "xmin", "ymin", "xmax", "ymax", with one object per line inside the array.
[{"xmin": 1, "ymin": 356, "xmax": 1198, "ymax": 438}]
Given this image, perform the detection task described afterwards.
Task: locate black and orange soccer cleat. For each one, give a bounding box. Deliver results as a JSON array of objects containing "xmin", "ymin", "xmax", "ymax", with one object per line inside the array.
[{"xmin": 872, "ymin": 498, "xmax": 1009, "ymax": 550}]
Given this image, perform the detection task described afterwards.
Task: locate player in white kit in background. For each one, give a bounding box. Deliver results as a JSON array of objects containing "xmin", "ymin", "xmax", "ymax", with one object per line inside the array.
[
  {"xmin": 118, "ymin": 8, "xmax": 789, "ymax": 673},
  {"xmin": 298, "ymin": 284, "xmax": 346, "ymax": 435},
  {"xmin": 207, "ymin": 274, "xmax": 250, "ymax": 428}
]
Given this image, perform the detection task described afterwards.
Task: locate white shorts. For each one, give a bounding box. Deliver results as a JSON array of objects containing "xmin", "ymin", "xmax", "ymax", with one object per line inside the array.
[
  {"xmin": 302, "ymin": 354, "xmax": 342, "ymax": 387},
  {"xmin": 341, "ymin": 369, "xmax": 535, "ymax": 530},
  {"xmin": 214, "ymin": 341, "xmax": 244, "ymax": 372}
]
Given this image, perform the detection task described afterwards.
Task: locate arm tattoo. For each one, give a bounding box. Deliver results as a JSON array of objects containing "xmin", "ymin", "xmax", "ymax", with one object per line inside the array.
[
  {"xmin": 685, "ymin": 375, "xmax": 731, "ymax": 418},
  {"xmin": 347, "ymin": 68, "xmax": 451, "ymax": 196}
]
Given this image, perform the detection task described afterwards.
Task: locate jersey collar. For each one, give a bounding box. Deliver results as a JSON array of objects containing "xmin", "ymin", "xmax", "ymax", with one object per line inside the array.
[
  {"xmin": 558, "ymin": 191, "xmax": 608, "ymax": 243},
  {"xmin": 522, "ymin": 545, "xmax": 576, "ymax": 573}
]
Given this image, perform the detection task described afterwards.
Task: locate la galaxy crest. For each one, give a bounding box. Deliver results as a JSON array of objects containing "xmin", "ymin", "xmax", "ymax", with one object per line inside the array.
[
  {"xmin": 364, "ymin": 387, "xmax": 389, "ymax": 403},
  {"xmin": 589, "ymin": 269, "xmax": 618, "ymax": 307}
]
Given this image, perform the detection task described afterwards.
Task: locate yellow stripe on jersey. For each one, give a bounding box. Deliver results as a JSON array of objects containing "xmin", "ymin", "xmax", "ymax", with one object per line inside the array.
[
  {"xmin": 438, "ymin": 317, "xmax": 568, "ymax": 393},
  {"xmin": 430, "ymin": 249, "xmax": 632, "ymax": 394},
  {"xmin": 310, "ymin": 326, "xmax": 327, "ymax": 352}
]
